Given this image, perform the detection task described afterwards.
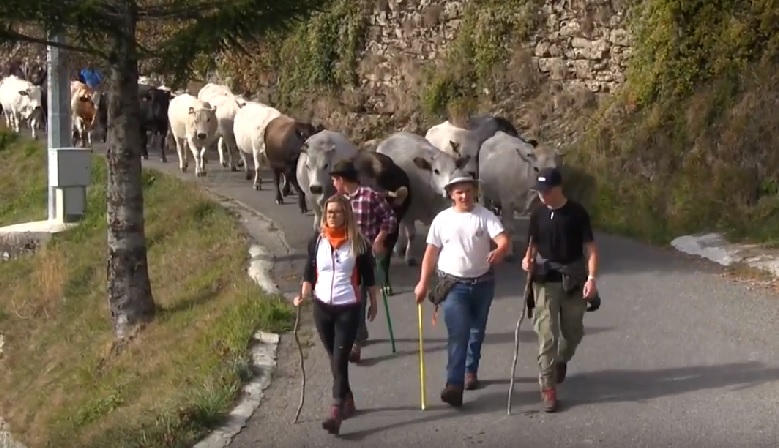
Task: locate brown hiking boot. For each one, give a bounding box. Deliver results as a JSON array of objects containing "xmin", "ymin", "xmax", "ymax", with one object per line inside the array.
[
  {"xmin": 541, "ymin": 387, "xmax": 558, "ymax": 413},
  {"xmin": 342, "ymin": 392, "xmax": 357, "ymax": 419},
  {"xmin": 556, "ymin": 362, "xmax": 567, "ymax": 384},
  {"xmin": 348, "ymin": 346, "xmax": 361, "ymax": 364},
  {"xmin": 464, "ymin": 372, "xmax": 479, "ymax": 390},
  {"xmin": 440, "ymin": 384, "xmax": 464, "ymax": 408},
  {"xmin": 322, "ymin": 404, "xmax": 343, "ymax": 435}
]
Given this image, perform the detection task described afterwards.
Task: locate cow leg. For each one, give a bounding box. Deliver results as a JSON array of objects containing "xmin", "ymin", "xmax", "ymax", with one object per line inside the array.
[
  {"xmin": 140, "ymin": 132, "xmax": 149, "ymax": 160},
  {"xmin": 217, "ymin": 137, "xmax": 228, "ymax": 168},
  {"xmin": 288, "ymin": 171, "xmax": 308, "ymax": 214},
  {"xmin": 240, "ymin": 151, "xmax": 252, "ymax": 180},
  {"xmin": 189, "ymin": 140, "xmax": 207, "ymax": 177},
  {"xmin": 174, "ymin": 137, "xmax": 188, "ymax": 172},
  {"xmin": 10, "ymin": 112, "xmax": 20, "ymax": 133},
  {"xmin": 398, "ymin": 218, "xmax": 418, "ymax": 266},
  {"xmin": 29, "ymin": 117, "xmax": 38, "ymax": 140},
  {"xmin": 251, "ymin": 144, "xmax": 262, "ymax": 190},
  {"xmin": 272, "ymin": 169, "xmax": 284, "ymax": 205},
  {"xmin": 501, "ymin": 202, "xmax": 517, "ymax": 262}
]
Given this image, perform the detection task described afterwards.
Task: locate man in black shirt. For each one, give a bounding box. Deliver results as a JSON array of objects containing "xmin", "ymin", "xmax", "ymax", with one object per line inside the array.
[{"xmin": 522, "ymin": 167, "xmax": 600, "ymax": 413}]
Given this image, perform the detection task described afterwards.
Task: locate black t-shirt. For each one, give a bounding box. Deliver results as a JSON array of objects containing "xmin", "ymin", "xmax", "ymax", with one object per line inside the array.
[{"xmin": 527, "ymin": 200, "xmax": 594, "ymax": 281}]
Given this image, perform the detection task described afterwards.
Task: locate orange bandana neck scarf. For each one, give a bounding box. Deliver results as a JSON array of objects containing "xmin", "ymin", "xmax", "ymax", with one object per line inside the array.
[{"xmin": 323, "ymin": 226, "xmax": 348, "ymax": 250}]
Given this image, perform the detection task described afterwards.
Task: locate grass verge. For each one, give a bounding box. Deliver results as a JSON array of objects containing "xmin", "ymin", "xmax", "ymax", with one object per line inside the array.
[{"xmin": 0, "ymin": 132, "xmax": 294, "ymax": 448}]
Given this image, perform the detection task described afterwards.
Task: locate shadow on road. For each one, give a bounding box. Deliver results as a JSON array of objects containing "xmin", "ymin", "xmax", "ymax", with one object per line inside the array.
[{"xmin": 563, "ymin": 361, "xmax": 779, "ymax": 408}]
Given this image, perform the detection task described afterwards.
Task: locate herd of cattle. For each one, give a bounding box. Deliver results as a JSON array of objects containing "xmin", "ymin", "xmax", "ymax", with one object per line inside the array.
[{"xmin": 0, "ymin": 72, "xmax": 567, "ymax": 269}]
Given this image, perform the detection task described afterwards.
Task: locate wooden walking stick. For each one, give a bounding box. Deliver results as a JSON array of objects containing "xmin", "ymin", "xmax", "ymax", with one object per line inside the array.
[
  {"xmin": 507, "ymin": 237, "xmax": 535, "ymax": 415},
  {"xmin": 417, "ymin": 302, "xmax": 427, "ymax": 410},
  {"xmin": 292, "ymin": 304, "xmax": 306, "ymax": 423}
]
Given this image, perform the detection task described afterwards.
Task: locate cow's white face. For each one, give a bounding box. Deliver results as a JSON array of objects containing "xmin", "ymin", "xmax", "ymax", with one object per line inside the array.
[
  {"xmin": 412, "ymin": 151, "xmax": 470, "ymax": 197},
  {"xmin": 17, "ymin": 84, "xmax": 43, "ymax": 118},
  {"xmin": 301, "ymin": 143, "xmax": 336, "ymax": 197},
  {"xmin": 187, "ymin": 105, "xmax": 215, "ymax": 140}
]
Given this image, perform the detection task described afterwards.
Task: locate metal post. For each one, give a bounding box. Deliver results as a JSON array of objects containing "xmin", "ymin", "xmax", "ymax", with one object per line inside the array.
[{"xmin": 46, "ymin": 32, "xmax": 72, "ymax": 221}]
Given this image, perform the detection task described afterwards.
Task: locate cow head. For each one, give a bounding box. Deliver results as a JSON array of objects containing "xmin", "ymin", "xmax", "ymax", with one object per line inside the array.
[
  {"xmin": 412, "ymin": 150, "xmax": 471, "ymax": 197},
  {"xmin": 187, "ymin": 102, "xmax": 215, "ymax": 141},
  {"xmin": 299, "ymin": 140, "xmax": 337, "ymax": 197},
  {"xmin": 449, "ymin": 138, "xmax": 479, "ymax": 180},
  {"xmin": 17, "ymin": 84, "xmax": 43, "ymax": 120}
]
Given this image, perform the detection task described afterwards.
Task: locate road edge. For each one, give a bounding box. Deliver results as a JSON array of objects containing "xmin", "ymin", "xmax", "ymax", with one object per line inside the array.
[{"xmin": 192, "ymin": 189, "xmax": 294, "ymax": 448}]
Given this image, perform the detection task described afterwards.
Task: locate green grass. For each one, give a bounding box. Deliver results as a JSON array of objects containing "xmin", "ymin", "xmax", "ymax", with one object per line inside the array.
[{"xmin": 0, "ymin": 131, "xmax": 294, "ymax": 448}]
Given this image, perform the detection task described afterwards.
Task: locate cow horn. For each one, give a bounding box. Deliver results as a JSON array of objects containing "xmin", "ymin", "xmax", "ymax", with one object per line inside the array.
[{"xmin": 390, "ymin": 186, "xmax": 408, "ymax": 204}]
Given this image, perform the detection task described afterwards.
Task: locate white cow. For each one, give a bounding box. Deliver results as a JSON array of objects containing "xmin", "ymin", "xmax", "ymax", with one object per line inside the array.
[
  {"xmin": 167, "ymin": 93, "xmax": 218, "ymax": 177},
  {"xmin": 200, "ymin": 92, "xmax": 244, "ymax": 171},
  {"xmin": 377, "ymin": 132, "xmax": 470, "ymax": 265},
  {"xmin": 424, "ymin": 121, "xmax": 475, "ymax": 175},
  {"xmin": 296, "ymin": 130, "xmax": 359, "ymax": 232},
  {"xmin": 233, "ymin": 101, "xmax": 282, "ymax": 189},
  {"xmin": 479, "ymin": 132, "xmax": 560, "ymax": 259},
  {"xmin": 0, "ymin": 76, "xmax": 44, "ymax": 139}
]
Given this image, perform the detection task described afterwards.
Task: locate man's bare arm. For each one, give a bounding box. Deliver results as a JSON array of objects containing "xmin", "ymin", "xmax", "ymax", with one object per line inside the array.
[
  {"xmin": 418, "ymin": 244, "xmax": 441, "ymax": 285},
  {"xmin": 584, "ymin": 241, "xmax": 599, "ymax": 278}
]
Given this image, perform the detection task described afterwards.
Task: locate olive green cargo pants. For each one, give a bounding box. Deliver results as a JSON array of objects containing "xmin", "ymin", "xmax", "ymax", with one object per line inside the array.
[{"xmin": 531, "ymin": 281, "xmax": 588, "ymax": 389}]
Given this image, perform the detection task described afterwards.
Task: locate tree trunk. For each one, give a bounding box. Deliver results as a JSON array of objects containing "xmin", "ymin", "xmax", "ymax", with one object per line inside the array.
[{"xmin": 105, "ymin": 2, "xmax": 155, "ymax": 339}]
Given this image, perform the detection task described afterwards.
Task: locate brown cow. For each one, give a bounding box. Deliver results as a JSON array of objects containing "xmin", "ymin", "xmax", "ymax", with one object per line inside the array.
[
  {"xmin": 70, "ymin": 80, "xmax": 98, "ymax": 148},
  {"xmin": 263, "ymin": 115, "xmax": 324, "ymax": 211}
]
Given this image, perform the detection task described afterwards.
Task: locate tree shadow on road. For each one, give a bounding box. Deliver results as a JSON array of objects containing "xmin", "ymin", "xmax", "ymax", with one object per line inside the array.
[{"xmin": 560, "ymin": 361, "xmax": 779, "ymax": 409}]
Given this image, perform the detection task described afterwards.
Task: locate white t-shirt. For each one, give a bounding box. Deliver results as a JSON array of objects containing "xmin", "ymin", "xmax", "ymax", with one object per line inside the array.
[{"xmin": 426, "ymin": 205, "xmax": 505, "ymax": 278}]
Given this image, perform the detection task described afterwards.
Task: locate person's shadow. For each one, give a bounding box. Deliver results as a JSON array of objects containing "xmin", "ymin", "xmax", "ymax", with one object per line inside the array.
[
  {"xmin": 560, "ymin": 361, "xmax": 779, "ymax": 408},
  {"xmin": 338, "ymin": 361, "xmax": 779, "ymax": 440}
]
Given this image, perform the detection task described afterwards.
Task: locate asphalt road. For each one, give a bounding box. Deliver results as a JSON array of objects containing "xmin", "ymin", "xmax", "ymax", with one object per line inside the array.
[{"xmin": 58, "ymin": 140, "xmax": 779, "ymax": 447}]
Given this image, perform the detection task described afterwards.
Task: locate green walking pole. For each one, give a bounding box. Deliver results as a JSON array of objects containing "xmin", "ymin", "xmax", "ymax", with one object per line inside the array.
[{"xmin": 376, "ymin": 255, "xmax": 397, "ymax": 353}]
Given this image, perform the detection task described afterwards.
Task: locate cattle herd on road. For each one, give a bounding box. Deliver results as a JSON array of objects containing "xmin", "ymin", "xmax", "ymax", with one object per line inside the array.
[{"xmin": 0, "ymin": 71, "xmax": 566, "ymax": 277}]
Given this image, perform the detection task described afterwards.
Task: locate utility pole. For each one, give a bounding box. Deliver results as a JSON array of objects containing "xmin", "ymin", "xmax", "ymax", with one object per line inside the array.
[{"xmin": 46, "ymin": 31, "xmax": 91, "ymax": 223}]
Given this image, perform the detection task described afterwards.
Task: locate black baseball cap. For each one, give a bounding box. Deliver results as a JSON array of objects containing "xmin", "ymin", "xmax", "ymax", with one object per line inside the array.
[
  {"xmin": 535, "ymin": 167, "xmax": 563, "ymax": 192},
  {"xmin": 330, "ymin": 160, "xmax": 359, "ymax": 182}
]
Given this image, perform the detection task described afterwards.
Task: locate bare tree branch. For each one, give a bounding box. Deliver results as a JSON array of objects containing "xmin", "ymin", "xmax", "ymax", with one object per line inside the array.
[{"xmin": 0, "ymin": 28, "xmax": 108, "ymax": 58}]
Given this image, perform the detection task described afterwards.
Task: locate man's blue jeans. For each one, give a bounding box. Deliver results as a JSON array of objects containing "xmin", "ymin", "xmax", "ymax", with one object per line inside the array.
[{"xmin": 441, "ymin": 279, "xmax": 496, "ymax": 388}]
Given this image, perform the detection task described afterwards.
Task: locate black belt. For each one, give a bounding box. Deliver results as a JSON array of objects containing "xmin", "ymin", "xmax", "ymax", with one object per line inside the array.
[{"xmin": 436, "ymin": 270, "xmax": 495, "ymax": 284}]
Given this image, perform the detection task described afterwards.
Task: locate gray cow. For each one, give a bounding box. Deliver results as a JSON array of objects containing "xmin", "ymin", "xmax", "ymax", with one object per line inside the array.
[
  {"xmin": 295, "ymin": 130, "xmax": 359, "ymax": 232},
  {"xmin": 376, "ymin": 131, "xmax": 470, "ymax": 266}
]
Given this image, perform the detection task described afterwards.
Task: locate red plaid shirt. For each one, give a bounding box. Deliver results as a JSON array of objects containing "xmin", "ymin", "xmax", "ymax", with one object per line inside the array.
[{"xmin": 345, "ymin": 186, "xmax": 397, "ymax": 243}]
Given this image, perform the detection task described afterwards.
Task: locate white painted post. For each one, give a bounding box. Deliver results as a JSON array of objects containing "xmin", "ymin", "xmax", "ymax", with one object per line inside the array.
[{"xmin": 46, "ymin": 32, "xmax": 72, "ymax": 221}]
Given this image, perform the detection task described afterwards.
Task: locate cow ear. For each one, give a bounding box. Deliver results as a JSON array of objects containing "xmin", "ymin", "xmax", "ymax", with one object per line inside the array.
[
  {"xmin": 18, "ymin": 90, "xmax": 29, "ymax": 96},
  {"xmin": 188, "ymin": 107, "xmax": 195, "ymax": 114},
  {"xmin": 527, "ymin": 139, "xmax": 538, "ymax": 147},
  {"xmin": 413, "ymin": 157, "xmax": 432, "ymax": 172},
  {"xmin": 448, "ymin": 140, "xmax": 461, "ymax": 154}
]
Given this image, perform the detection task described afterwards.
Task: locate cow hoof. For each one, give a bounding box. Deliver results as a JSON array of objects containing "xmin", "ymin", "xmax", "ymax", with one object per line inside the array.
[
  {"xmin": 405, "ymin": 258, "xmax": 418, "ymax": 267},
  {"xmin": 142, "ymin": 155, "xmax": 149, "ymax": 160},
  {"xmin": 381, "ymin": 285, "xmax": 394, "ymax": 296},
  {"xmin": 221, "ymin": 162, "xmax": 228, "ymax": 168},
  {"xmin": 275, "ymin": 199, "xmax": 283, "ymax": 205},
  {"xmin": 230, "ymin": 166, "xmax": 238, "ymax": 172},
  {"xmin": 253, "ymin": 184, "xmax": 261, "ymax": 191},
  {"xmin": 161, "ymin": 158, "xmax": 167, "ymax": 163}
]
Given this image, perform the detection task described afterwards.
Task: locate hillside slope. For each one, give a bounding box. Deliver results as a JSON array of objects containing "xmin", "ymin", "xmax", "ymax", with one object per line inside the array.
[{"xmin": 3, "ymin": 0, "xmax": 779, "ymax": 245}]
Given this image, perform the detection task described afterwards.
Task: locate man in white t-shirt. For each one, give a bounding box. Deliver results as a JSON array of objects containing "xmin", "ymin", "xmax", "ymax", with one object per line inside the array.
[{"xmin": 414, "ymin": 172, "xmax": 511, "ymax": 408}]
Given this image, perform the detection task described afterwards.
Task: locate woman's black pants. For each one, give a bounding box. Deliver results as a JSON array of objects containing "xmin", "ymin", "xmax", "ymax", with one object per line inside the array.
[{"xmin": 313, "ymin": 299, "xmax": 361, "ymax": 402}]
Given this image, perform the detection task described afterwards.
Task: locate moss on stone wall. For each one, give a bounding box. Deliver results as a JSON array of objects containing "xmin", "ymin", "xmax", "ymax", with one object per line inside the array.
[
  {"xmin": 420, "ymin": 0, "xmax": 543, "ymax": 118},
  {"xmin": 573, "ymin": 0, "xmax": 779, "ymax": 244}
]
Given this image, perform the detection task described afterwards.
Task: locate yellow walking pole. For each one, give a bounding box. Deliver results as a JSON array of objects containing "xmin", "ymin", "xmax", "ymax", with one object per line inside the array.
[{"xmin": 417, "ymin": 303, "xmax": 427, "ymax": 410}]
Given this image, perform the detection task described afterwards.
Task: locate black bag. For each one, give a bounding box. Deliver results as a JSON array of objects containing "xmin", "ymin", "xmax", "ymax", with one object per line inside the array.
[{"xmin": 428, "ymin": 274, "xmax": 460, "ymax": 306}]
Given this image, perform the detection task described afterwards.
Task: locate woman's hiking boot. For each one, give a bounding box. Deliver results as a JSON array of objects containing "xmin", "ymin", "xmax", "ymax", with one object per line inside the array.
[
  {"xmin": 322, "ymin": 404, "xmax": 343, "ymax": 435},
  {"xmin": 541, "ymin": 387, "xmax": 558, "ymax": 413},
  {"xmin": 342, "ymin": 392, "xmax": 357, "ymax": 419},
  {"xmin": 440, "ymin": 384, "xmax": 463, "ymax": 408}
]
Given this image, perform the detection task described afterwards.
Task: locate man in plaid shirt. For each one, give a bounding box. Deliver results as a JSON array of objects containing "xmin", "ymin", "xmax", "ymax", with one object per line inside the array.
[{"xmin": 330, "ymin": 160, "xmax": 398, "ymax": 363}]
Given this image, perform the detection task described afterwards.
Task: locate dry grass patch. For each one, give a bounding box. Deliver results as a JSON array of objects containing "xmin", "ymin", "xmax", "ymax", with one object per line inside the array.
[{"xmin": 0, "ymin": 132, "xmax": 294, "ymax": 448}]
